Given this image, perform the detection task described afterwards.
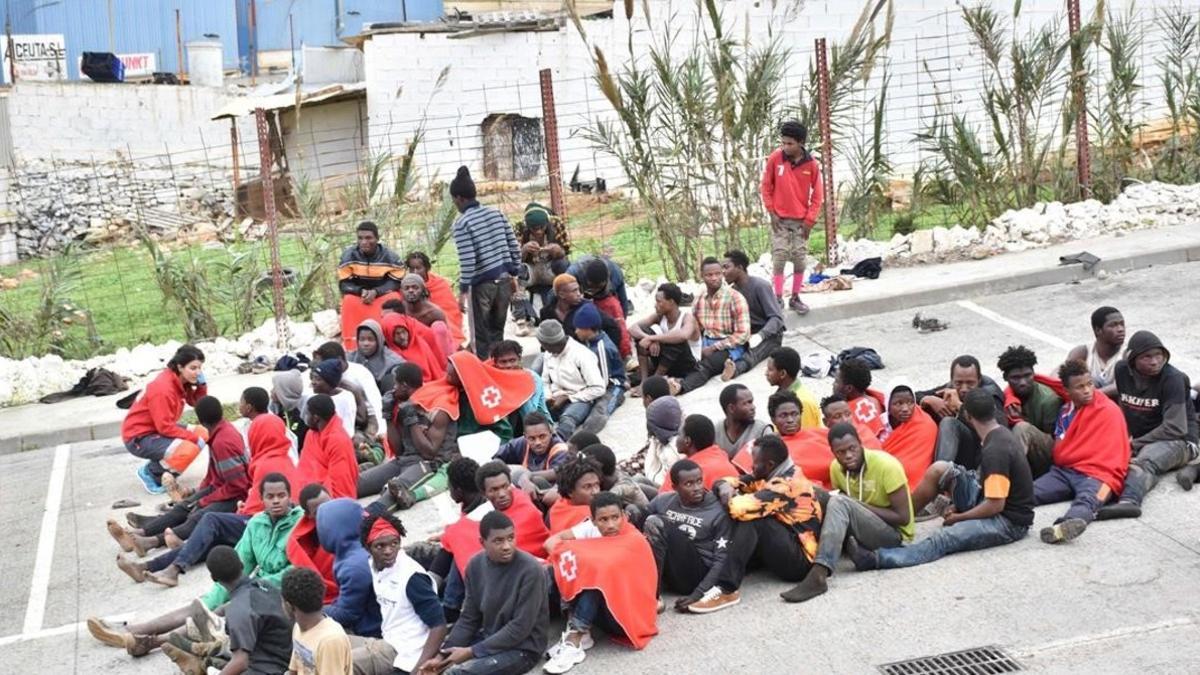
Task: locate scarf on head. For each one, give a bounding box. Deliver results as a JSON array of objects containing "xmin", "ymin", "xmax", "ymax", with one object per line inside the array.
[
  {"xmin": 645, "ymin": 397, "xmax": 681, "ymax": 445},
  {"xmin": 347, "ymin": 319, "xmax": 403, "ymax": 384},
  {"xmin": 381, "ymin": 313, "xmax": 447, "ymax": 382}
]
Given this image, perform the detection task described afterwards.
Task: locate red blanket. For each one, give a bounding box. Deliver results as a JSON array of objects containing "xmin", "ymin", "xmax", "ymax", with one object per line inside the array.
[
  {"xmin": 1003, "ymin": 374, "xmax": 1068, "ymax": 425},
  {"xmin": 1052, "ymin": 391, "xmax": 1130, "ymax": 494},
  {"xmin": 427, "ymin": 272, "xmax": 466, "ymax": 347},
  {"xmin": 882, "ymin": 406, "xmax": 937, "ymax": 489},
  {"xmin": 659, "ymin": 446, "xmax": 740, "ymax": 493},
  {"xmin": 441, "ymin": 491, "xmax": 550, "ymax": 577},
  {"xmin": 381, "ymin": 313, "xmax": 448, "ymax": 382},
  {"xmin": 733, "ymin": 430, "xmax": 835, "ymax": 489},
  {"xmin": 285, "ymin": 516, "xmax": 339, "ymax": 604},
  {"xmin": 550, "ymin": 522, "xmax": 658, "ymax": 650},
  {"xmin": 340, "ymin": 292, "xmax": 402, "ymax": 350},
  {"xmin": 240, "ymin": 414, "xmax": 298, "ymax": 516},
  {"xmin": 548, "ymin": 498, "xmax": 593, "ymax": 536},
  {"xmin": 411, "ymin": 352, "xmax": 535, "ymax": 423},
  {"xmin": 296, "ymin": 415, "xmax": 359, "ymax": 499},
  {"xmin": 850, "ymin": 389, "xmax": 888, "ymax": 440}
]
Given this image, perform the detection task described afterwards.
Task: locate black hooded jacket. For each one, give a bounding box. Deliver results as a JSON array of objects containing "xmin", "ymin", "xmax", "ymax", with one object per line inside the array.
[{"xmin": 1114, "ymin": 330, "xmax": 1199, "ymax": 449}]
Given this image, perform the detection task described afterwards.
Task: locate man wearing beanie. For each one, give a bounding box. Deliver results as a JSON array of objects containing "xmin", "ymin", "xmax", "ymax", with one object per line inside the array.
[
  {"xmin": 1098, "ymin": 331, "xmax": 1199, "ymax": 519},
  {"xmin": 573, "ymin": 302, "xmax": 627, "ymax": 433},
  {"xmin": 761, "ymin": 120, "xmax": 823, "ymax": 316},
  {"xmin": 537, "ymin": 319, "xmax": 606, "ymax": 438},
  {"xmin": 449, "ymin": 166, "xmax": 521, "ymax": 358},
  {"xmin": 512, "ymin": 202, "xmax": 571, "ymax": 333}
]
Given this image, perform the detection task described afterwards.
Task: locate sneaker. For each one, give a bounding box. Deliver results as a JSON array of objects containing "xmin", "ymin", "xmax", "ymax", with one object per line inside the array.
[
  {"xmin": 546, "ymin": 631, "xmax": 594, "ymax": 658},
  {"xmin": 686, "ymin": 586, "xmax": 740, "ymax": 614},
  {"xmin": 1040, "ymin": 518, "xmax": 1088, "ymax": 544},
  {"xmin": 161, "ymin": 642, "xmax": 207, "ymax": 675},
  {"xmin": 720, "ymin": 359, "xmax": 737, "ymax": 382},
  {"xmin": 137, "ymin": 463, "xmax": 166, "ymax": 495},
  {"xmin": 543, "ymin": 639, "xmax": 586, "ymax": 673},
  {"xmin": 789, "ymin": 295, "xmax": 810, "ymax": 315},
  {"xmin": 916, "ymin": 494, "xmax": 952, "ymax": 522},
  {"xmin": 1095, "ymin": 501, "xmax": 1142, "ymax": 521}
]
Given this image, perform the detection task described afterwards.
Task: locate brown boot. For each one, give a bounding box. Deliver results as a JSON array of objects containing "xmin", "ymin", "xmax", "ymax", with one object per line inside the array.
[
  {"xmin": 116, "ymin": 554, "xmax": 147, "ymax": 583},
  {"xmin": 87, "ymin": 617, "xmax": 132, "ymax": 649},
  {"xmin": 161, "ymin": 642, "xmax": 207, "ymax": 675},
  {"xmin": 106, "ymin": 519, "xmax": 135, "ymax": 553}
]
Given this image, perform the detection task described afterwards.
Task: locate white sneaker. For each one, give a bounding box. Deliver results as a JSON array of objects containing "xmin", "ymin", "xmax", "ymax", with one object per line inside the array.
[
  {"xmin": 544, "ymin": 640, "xmax": 586, "ymax": 673},
  {"xmin": 546, "ymin": 631, "xmax": 593, "ymax": 658}
]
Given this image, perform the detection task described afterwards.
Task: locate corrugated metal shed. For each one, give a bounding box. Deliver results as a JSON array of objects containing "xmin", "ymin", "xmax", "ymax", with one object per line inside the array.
[
  {"xmin": 248, "ymin": 0, "xmax": 444, "ymax": 53},
  {"xmin": 7, "ymin": 0, "xmax": 239, "ymax": 81}
]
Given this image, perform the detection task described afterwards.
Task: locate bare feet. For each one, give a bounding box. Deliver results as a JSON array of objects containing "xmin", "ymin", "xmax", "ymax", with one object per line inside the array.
[
  {"xmin": 160, "ymin": 474, "xmax": 186, "ymax": 504},
  {"xmin": 116, "ymin": 554, "xmax": 147, "ymax": 583},
  {"xmin": 667, "ymin": 378, "xmax": 682, "ymax": 396},
  {"xmin": 163, "ymin": 528, "xmax": 183, "ymax": 550},
  {"xmin": 87, "ymin": 617, "xmax": 132, "ymax": 649},
  {"xmin": 129, "ymin": 533, "xmax": 159, "ymax": 558},
  {"xmin": 146, "ymin": 565, "xmax": 181, "ymax": 587},
  {"xmin": 106, "ymin": 519, "xmax": 135, "ymax": 553},
  {"xmin": 720, "ymin": 358, "xmax": 737, "ymax": 382}
]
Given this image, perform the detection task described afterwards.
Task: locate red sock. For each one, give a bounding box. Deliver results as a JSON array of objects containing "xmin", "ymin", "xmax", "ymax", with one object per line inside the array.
[
  {"xmin": 773, "ymin": 274, "xmax": 784, "ymax": 297},
  {"xmin": 792, "ymin": 272, "xmax": 804, "ymax": 295}
]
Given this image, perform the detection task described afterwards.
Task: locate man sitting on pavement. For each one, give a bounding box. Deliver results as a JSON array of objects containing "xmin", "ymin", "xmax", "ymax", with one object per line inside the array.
[
  {"xmin": 568, "ymin": 253, "xmax": 633, "ymax": 318},
  {"xmin": 338, "ymin": 220, "xmax": 405, "ymax": 349},
  {"xmin": 629, "ymin": 283, "xmax": 702, "ymax": 394},
  {"xmin": 490, "ymin": 340, "xmax": 553, "ymax": 428},
  {"xmin": 734, "ymin": 391, "xmax": 833, "ymax": 489},
  {"xmin": 577, "ymin": 257, "xmax": 632, "ymax": 359},
  {"xmin": 1066, "ymin": 306, "xmax": 1126, "ymax": 396},
  {"xmin": 288, "ymin": 485, "xmax": 338, "ymax": 606},
  {"xmin": 547, "ymin": 457, "xmax": 604, "ymax": 534},
  {"xmin": 765, "ymin": 346, "xmax": 822, "ymax": 429},
  {"xmin": 1035, "ymin": 360, "xmax": 1131, "ymax": 544},
  {"xmin": 881, "ymin": 382, "xmax": 937, "ymax": 489},
  {"xmin": 780, "ymin": 423, "xmax": 914, "ymax": 603},
  {"xmin": 420, "ymin": 511, "xmax": 549, "ymax": 675},
  {"xmin": 659, "ymin": 415, "xmax": 741, "ymax": 493},
  {"xmin": 851, "ymin": 389, "xmax": 1034, "ymax": 570},
  {"xmin": 317, "ymin": 499, "xmax": 382, "ymax": 638},
  {"xmin": 580, "ymin": 443, "xmax": 652, "ymax": 512},
  {"xmin": 405, "ymin": 251, "xmax": 466, "ymax": 349},
  {"xmin": 715, "ymin": 383, "xmax": 773, "ymax": 458},
  {"xmin": 643, "ymin": 459, "xmax": 734, "ymax": 613},
  {"xmin": 819, "ymin": 394, "xmax": 883, "ymax": 448},
  {"xmin": 573, "ymin": 302, "xmax": 628, "ymax": 434},
  {"xmin": 1098, "ymin": 331, "xmax": 1199, "ymax": 517},
  {"xmin": 298, "ymin": 394, "xmax": 361, "ymax": 500},
  {"xmin": 719, "ymin": 249, "xmax": 785, "ymax": 382},
  {"xmin": 917, "ymin": 355, "xmax": 1010, "ymax": 471},
  {"xmin": 833, "ymin": 358, "xmax": 887, "ymax": 441},
  {"xmin": 281, "ymin": 566, "xmax": 353, "ymax": 675},
  {"xmin": 686, "ymin": 435, "xmax": 823, "ymax": 613},
  {"xmin": 539, "ymin": 274, "xmax": 624, "ymax": 351},
  {"xmin": 493, "ymin": 411, "xmax": 572, "ymax": 496},
  {"xmin": 998, "ymin": 345, "xmax": 1065, "ymax": 477},
  {"xmin": 538, "ymin": 319, "xmax": 606, "ymax": 439},
  {"xmin": 677, "ymin": 257, "xmax": 751, "ymax": 395}
]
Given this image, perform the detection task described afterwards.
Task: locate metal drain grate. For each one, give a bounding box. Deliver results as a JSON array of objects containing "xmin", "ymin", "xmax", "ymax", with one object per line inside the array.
[{"xmin": 878, "ymin": 646, "xmax": 1022, "ymax": 675}]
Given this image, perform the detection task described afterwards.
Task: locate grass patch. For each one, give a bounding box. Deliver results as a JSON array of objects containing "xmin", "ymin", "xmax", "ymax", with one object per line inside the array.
[{"xmin": 180, "ymin": 401, "xmax": 242, "ymax": 426}]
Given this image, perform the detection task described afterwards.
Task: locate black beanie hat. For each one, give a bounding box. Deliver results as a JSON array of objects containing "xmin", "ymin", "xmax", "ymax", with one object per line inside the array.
[{"xmin": 449, "ymin": 166, "xmax": 477, "ymax": 200}]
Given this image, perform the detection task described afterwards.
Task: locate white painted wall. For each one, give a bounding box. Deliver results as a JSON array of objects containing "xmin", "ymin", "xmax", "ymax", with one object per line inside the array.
[
  {"xmin": 281, "ymin": 98, "xmax": 368, "ymax": 190},
  {"xmin": 363, "ymin": 0, "xmax": 1181, "ymax": 191}
]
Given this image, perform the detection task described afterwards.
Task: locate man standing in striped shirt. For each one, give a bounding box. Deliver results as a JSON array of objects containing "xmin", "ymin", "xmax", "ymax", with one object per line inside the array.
[{"xmin": 449, "ymin": 166, "xmax": 522, "ymax": 358}]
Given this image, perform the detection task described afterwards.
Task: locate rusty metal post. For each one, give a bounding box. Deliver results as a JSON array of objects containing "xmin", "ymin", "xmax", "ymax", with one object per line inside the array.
[
  {"xmin": 255, "ymin": 108, "xmax": 290, "ymax": 349},
  {"xmin": 815, "ymin": 38, "xmax": 837, "ymax": 265},
  {"xmin": 1067, "ymin": 0, "xmax": 1091, "ymax": 200},
  {"xmin": 539, "ymin": 69, "xmax": 566, "ymax": 225},
  {"xmin": 230, "ymin": 120, "xmax": 241, "ymax": 209},
  {"xmin": 175, "ymin": 9, "xmax": 185, "ymax": 81}
]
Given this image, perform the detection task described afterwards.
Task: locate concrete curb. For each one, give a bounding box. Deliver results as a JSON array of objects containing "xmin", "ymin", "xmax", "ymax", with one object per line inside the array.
[{"xmin": 4, "ymin": 237, "xmax": 1199, "ymax": 454}]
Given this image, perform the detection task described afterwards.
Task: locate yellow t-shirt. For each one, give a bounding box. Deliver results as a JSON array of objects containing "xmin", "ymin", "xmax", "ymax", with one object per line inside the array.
[
  {"xmin": 829, "ymin": 449, "xmax": 915, "ymax": 541},
  {"xmin": 790, "ymin": 380, "xmax": 824, "ymax": 430},
  {"xmin": 288, "ymin": 616, "xmax": 352, "ymax": 675}
]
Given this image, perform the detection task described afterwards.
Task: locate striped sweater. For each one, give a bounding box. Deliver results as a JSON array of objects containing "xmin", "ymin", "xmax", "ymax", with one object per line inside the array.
[{"xmin": 452, "ymin": 202, "xmax": 521, "ymax": 292}]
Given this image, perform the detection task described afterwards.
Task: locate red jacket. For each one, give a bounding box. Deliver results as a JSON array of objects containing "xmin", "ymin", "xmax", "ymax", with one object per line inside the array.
[
  {"xmin": 197, "ymin": 420, "xmax": 250, "ymax": 507},
  {"xmin": 761, "ymin": 149, "xmax": 823, "ymax": 223},
  {"xmin": 240, "ymin": 413, "xmax": 299, "ymax": 516},
  {"xmin": 121, "ymin": 369, "xmax": 207, "ymax": 444},
  {"xmin": 297, "ymin": 415, "xmax": 360, "ymax": 500},
  {"xmin": 592, "ymin": 294, "xmax": 632, "ymax": 359}
]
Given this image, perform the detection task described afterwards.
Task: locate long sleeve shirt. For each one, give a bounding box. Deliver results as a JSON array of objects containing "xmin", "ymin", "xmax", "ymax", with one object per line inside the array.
[
  {"xmin": 121, "ymin": 369, "xmax": 207, "ymax": 444},
  {"xmin": 202, "ymin": 506, "xmax": 303, "ymax": 609},
  {"xmin": 452, "ymin": 202, "xmax": 521, "ymax": 292},
  {"xmin": 337, "ymin": 244, "xmax": 404, "ymax": 296},
  {"xmin": 445, "ymin": 550, "xmax": 549, "ymax": 658},
  {"xmin": 542, "ymin": 339, "xmax": 606, "ymax": 403},
  {"xmin": 198, "ymin": 420, "xmax": 250, "ymax": 507},
  {"xmin": 734, "ymin": 276, "xmax": 785, "ymax": 339},
  {"xmin": 693, "ymin": 285, "xmax": 750, "ymax": 351},
  {"xmin": 646, "ymin": 491, "xmax": 732, "ymax": 597},
  {"xmin": 761, "ymin": 148, "xmax": 823, "ymax": 223}
]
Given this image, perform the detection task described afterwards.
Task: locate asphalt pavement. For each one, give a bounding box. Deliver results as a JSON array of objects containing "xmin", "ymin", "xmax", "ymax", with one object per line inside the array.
[{"xmin": 3, "ymin": 260, "xmax": 1200, "ymax": 673}]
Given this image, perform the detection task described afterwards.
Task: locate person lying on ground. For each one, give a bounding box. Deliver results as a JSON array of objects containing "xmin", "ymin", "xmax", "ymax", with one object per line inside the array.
[
  {"xmin": 297, "ymin": 394, "xmax": 360, "ymax": 500},
  {"xmin": 714, "ymin": 383, "xmax": 773, "ymax": 458},
  {"xmin": 780, "ymin": 423, "xmax": 914, "ymax": 603},
  {"xmin": 765, "ymin": 346, "xmax": 822, "ymax": 429},
  {"xmin": 338, "ymin": 220, "xmax": 405, "ymax": 349},
  {"xmin": 1034, "ymin": 360, "xmax": 1130, "ymax": 545},
  {"xmin": 574, "ymin": 302, "xmax": 627, "ymax": 434},
  {"xmin": 316, "ymin": 499, "xmax": 382, "ymax": 638},
  {"xmin": 734, "ymin": 391, "xmax": 832, "ymax": 488},
  {"xmin": 1098, "ymin": 331, "xmax": 1199, "ymax": 518},
  {"xmin": 916, "ymin": 354, "xmax": 1010, "ymax": 471},
  {"xmin": 419, "ymin": 511, "xmax": 549, "ymax": 675},
  {"xmin": 881, "ymin": 381, "xmax": 936, "ymax": 489},
  {"xmin": 719, "ymin": 249, "xmax": 785, "ymax": 384},
  {"xmin": 349, "ymin": 513, "xmax": 447, "ymax": 675},
  {"xmin": 642, "ymin": 459, "xmax": 733, "ymax": 614},
  {"xmin": 676, "ymin": 258, "xmax": 751, "ymax": 395},
  {"xmin": 358, "ymin": 363, "xmax": 458, "ymax": 509},
  {"xmin": 348, "ymin": 319, "xmax": 402, "ymax": 396},
  {"xmin": 109, "ymin": 395, "xmax": 248, "ymax": 558},
  {"xmin": 493, "ymin": 411, "xmax": 571, "ymax": 498},
  {"xmin": 544, "ymin": 492, "xmax": 658, "ymax": 673},
  {"xmin": 850, "ymin": 388, "xmax": 1034, "ymax": 571},
  {"xmin": 832, "ymin": 358, "xmax": 887, "ymax": 441},
  {"xmin": 281, "ymin": 566, "xmax": 352, "ymax": 675},
  {"xmin": 686, "ymin": 435, "xmax": 823, "ymax": 613},
  {"xmin": 405, "ymin": 250, "xmax": 466, "ymax": 349},
  {"xmin": 489, "ymin": 340, "xmax": 552, "ymax": 433},
  {"xmin": 659, "ymin": 414, "xmax": 740, "ymax": 494},
  {"xmin": 998, "ymin": 345, "xmax": 1064, "ymax": 477},
  {"xmin": 629, "ymin": 283, "xmax": 701, "ymax": 395},
  {"xmin": 121, "ymin": 343, "xmax": 209, "ymax": 497},
  {"xmin": 538, "ymin": 319, "xmax": 605, "ymax": 439},
  {"xmin": 1065, "ymin": 305, "xmax": 1126, "ymax": 397}
]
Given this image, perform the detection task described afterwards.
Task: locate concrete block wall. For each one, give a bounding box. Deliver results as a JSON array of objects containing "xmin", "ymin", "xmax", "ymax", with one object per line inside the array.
[{"xmin": 364, "ymin": 0, "xmax": 1182, "ymax": 192}]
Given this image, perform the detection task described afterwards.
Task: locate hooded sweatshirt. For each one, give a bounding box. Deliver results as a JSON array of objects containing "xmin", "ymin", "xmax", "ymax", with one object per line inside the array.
[
  {"xmin": 1115, "ymin": 331, "xmax": 1199, "ymax": 449},
  {"xmin": 348, "ymin": 319, "xmax": 403, "ymax": 389},
  {"xmin": 241, "ymin": 413, "xmax": 299, "ymax": 516},
  {"xmin": 317, "ymin": 498, "xmax": 382, "ymax": 638}
]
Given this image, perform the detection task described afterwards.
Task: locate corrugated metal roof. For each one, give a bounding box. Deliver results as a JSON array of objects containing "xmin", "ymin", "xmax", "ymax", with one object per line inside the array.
[{"xmin": 212, "ymin": 82, "xmax": 366, "ymax": 119}]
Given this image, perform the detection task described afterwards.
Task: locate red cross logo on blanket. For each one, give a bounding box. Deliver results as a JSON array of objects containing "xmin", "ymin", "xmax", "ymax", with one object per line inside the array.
[
  {"xmin": 558, "ymin": 551, "xmax": 578, "ymax": 582},
  {"xmin": 480, "ymin": 386, "xmax": 502, "ymax": 409}
]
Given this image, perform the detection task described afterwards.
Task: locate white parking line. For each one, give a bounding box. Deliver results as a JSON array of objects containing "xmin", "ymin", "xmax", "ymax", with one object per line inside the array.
[
  {"xmin": 0, "ymin": 613, "xmax": 134, "ymax": 648},
  {"xmin": 22, "ymin": 443, "xmax": 70, "ymax": 635},
  {"xmin": 1016, "ymin": 616, "xmax": 1195, "ymax": 657},
  {"xmin": 956, "ymin": 300, "xmax": 1075, "ymax": 351}
]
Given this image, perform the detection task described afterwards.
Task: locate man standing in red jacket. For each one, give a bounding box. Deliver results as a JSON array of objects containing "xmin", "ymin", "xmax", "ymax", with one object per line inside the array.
[{"xmin": 761, "ymin": 120, "xmax": 823, "ymax": 316}]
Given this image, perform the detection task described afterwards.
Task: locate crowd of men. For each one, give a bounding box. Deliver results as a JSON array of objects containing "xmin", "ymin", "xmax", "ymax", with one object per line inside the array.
[{"xmin": 87, "ymin": 123, "xmax": 1199, "ymax": 674}]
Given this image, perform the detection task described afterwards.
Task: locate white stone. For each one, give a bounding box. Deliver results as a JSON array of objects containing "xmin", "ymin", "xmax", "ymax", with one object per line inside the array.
[
  {"xmin": 312, "ymin": 310, "xmax": 341, "ymax": 338},
  {"xmin": 909, "ymin": 229, "xmax": 935, "ymax": 255}
]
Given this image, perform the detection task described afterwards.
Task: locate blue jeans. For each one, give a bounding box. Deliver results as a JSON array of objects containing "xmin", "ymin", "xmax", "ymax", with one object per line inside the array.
[
  {"xmin": 445, "ymin": 649, "xmax": 539, "ymax": 675},
  {"xmin": 1034, "ymin": 466, "xmax": 1111, "ymax": 523},
  {"xmin": 443, "ymin": 564, "xmax": 465, "ymax": 611},
  {"xmin": 580, "ymin": 383, "xmax": 626, "ymax": 435},
  {"xmin": 552, "ymin": 400, "xmax": 595, "ymax": 438},
  {"xmin": 875, "ymin": 465, "xmax": 1028, "ymax": 569},
  {"xmin": 568, "ymin": 589, "xmax": 621, "ymax": 636},
  {"xmin": 147, "ymin": 512, "xmax": 250, "ymax": 573}
]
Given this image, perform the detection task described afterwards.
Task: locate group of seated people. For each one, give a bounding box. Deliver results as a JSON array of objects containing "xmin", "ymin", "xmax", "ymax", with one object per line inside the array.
[{"xmin": 100, "ymin": 260, "xmax": 1197, "ymax": 674}]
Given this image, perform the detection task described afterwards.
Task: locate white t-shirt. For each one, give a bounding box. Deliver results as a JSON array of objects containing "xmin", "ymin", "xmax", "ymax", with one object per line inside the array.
[{"xmin": 570, "ymin": 518, "xmax": 602, "ymax": 540}]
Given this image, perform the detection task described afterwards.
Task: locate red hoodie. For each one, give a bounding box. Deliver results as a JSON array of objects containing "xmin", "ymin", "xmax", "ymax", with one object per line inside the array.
[
  {"xmin": 297, "ymin": 415, "xmax": 359, "ymax": 500},
  {"xmin": 197, "ymin": 420, "xmax": 250, "ymax": 508},
  {"xmin": 761, "ymin": 148, "xmax": 823, "ymax": 223},
  {"xmin": 121, "ymin": 369, "xmax": 207, "ymax": 444},
  {"xmin": 240, "ymin": 413, "xmax": 299, "ymax": 516}
]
